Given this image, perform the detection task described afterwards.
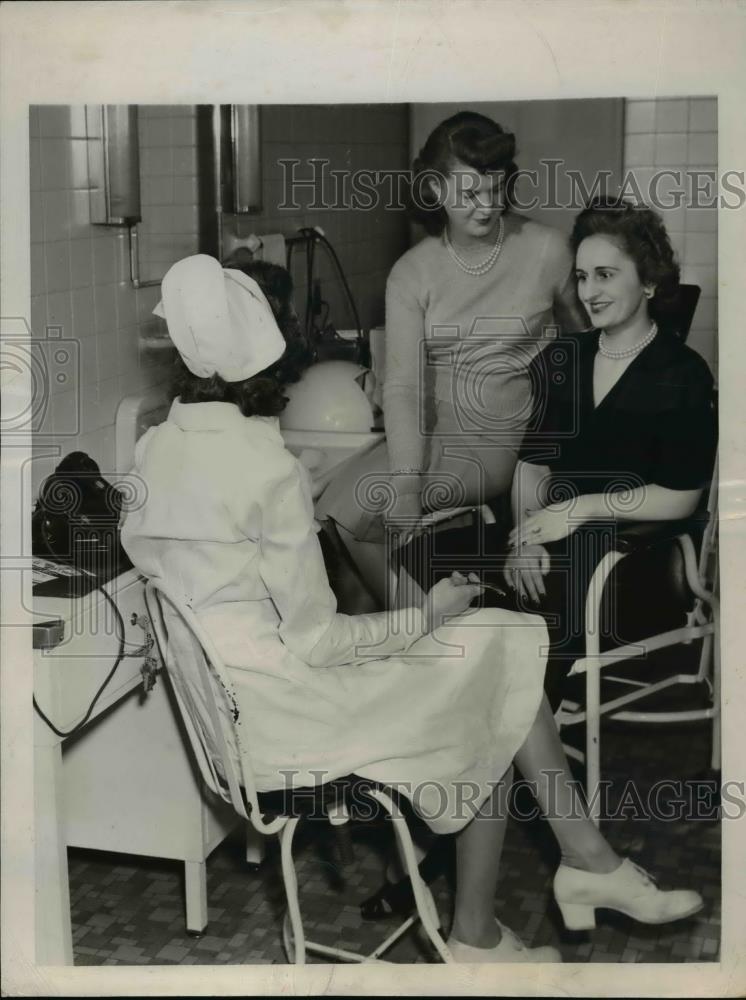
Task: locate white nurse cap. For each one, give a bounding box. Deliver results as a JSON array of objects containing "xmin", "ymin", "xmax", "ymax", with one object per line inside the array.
[{"xmin": 153, "ymin": 254, "xmax": 286, "ymax": 383}]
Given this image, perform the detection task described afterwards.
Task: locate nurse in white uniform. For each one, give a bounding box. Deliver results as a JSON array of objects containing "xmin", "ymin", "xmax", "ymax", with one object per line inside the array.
[{"xmin": 122, "ymin": 255, "xmax": 703, "ymax": 963}]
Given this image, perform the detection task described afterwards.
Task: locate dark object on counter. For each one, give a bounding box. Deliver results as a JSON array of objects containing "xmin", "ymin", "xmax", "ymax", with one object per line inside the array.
[
  {"xmin": 32, "ymin": 451, "xmax": 132, "ymax": 590},
  {"xmin": 32, "ymin": 618, "xmax": 66, "ymax": 650}
]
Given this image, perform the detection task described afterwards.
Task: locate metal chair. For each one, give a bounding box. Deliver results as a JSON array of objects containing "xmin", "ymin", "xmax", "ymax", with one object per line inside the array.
[
  {"xmin": 555, "ymin": 464, "xmax": 719, "ymax": 823},
  {"xmin": 144, "ymin": 580, "xmax": 453, "ymax": 964}
]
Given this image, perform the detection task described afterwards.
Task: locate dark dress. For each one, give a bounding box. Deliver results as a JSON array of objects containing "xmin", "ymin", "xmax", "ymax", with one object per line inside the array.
[{"xmin": 398, "ymin": 329, "xmax": 717, "ymax": 709}]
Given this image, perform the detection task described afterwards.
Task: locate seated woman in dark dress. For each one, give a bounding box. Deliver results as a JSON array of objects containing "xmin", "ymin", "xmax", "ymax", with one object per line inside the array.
[
  {"xmin": 399, "ymin": 197, "xmax": 717, "ymax": 711},
  {"xmin": 362, "ymin": 198, "xmax": 717, "ymax": 921}
]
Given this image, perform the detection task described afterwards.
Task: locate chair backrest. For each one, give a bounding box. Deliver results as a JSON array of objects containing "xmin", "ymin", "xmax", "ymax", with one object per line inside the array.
[
  {"xmin": 144, "ymin": 581, "xmax": 286, "ymax": 836},
  {"xmin": 670, "ymin": 283, "xmax": 701, "ymax": 342},
  {"xmin": 698, "ymin": 448, "xmax": 719, "ymax": 590}
]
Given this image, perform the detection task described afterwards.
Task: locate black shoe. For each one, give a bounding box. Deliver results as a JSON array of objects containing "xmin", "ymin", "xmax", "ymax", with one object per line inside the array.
[{"xmin": 360, "ymin": 843, "xmax": 451, "ymax": 921}]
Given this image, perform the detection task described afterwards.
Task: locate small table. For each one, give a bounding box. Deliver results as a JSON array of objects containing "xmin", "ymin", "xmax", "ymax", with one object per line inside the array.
[{"xmin": 34, "ymin": 569, "xmax": 238, "ymax": 965}]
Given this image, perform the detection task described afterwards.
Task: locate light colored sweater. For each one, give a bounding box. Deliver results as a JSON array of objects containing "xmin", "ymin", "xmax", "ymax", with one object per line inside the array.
[{"xmin": 383, "ymin": 213, "xmax": 585, "ymax": 474}]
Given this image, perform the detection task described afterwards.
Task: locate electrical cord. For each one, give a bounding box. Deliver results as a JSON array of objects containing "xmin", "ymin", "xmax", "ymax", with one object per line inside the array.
[
  {"xmin": 32, "ymin": 582, "xmax": 126, "ymax": 740},
  {"xmin": 295, "ymin": 226, "xmax": 363, "ymax": 347},
  {"xmin": 314, "ymin": 230, "xmax": 362, "ymax": 343},
  {"xmin": 305, "ymin": 230, "xmax": 315, "ymax": 339}
]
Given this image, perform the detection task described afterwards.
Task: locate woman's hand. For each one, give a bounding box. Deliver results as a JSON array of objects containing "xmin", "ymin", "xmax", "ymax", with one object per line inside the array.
[
  {"xmin": 508, "ymin": 501, "xmax": 586, "ymax": 548},
  {"xmin": 503, "ymin": 544, "xmax": 550, "ymax": 604},
  {"xmin": 384, "ymin": 484, "xmax": 423, "ymax": 548},
  {"xmin": 422, "ymin": 571, "xmax": 484, "ymax": 633}
]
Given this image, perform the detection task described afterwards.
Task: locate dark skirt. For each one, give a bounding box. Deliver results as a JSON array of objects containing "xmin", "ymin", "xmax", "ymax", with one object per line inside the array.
[{"xmin": 397, "ymin": 518, "xmax": 692, "ymax": 711}]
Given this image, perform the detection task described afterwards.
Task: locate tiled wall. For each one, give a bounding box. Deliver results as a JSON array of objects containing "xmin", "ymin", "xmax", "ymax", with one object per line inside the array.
[
  {"xmin": 29, "ymin": 103, "xmax": 411, "ymax": 496},
  {"xmin": 225, "ymin": 104, "xmax": 411, "ymax": 332},
  {"xmin": 29, "ymin": 105, "xmax": 200, "ymax": 496},
  {"xmin": 137, "ymin": 106, "xmax": 200, "ymax": 281},
  {"xmin": 624, "ymin": 97, "xmax": 718, "ymax": 372}
]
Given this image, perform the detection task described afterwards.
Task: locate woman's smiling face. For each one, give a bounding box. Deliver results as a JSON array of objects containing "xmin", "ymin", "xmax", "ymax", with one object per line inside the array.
[
  {"xmin": 575, "ymin": 234, "xmax": 653, "ymax": 331},
  {"xmin": 437, "ymin": 160, "xmax": 505, "ymax": 243}
]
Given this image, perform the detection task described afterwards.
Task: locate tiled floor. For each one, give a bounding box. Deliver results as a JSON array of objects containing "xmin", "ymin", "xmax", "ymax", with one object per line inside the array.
[{"xmin": 69, "ymin": 702, "xmax": 721, "ymax": 966}]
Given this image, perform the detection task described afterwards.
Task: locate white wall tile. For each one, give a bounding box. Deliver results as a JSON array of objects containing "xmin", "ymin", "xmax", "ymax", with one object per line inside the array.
[
  {"xmin": 51, "ymin": 389, "xmax": 79, "ymax": 436},
  {"xmin": 29, "ymin": 106, "xmax": 41, "ymax": 138},
  {"xmin": 69, "ymin": 189, "xmax": 93, "ymax": 238},
  {"xmin": 115, "ymin": 281, "xmax": 137, "ymax": 328},
  {"xmin": 97, "ymin": 377, "xmax": 121, "ymax": 428},
  {"xmin": 39, "ymin": 105, "xmax": 83, "ymax": 138},
  {"xmin": 70, "ymin": 239, "xmax": 94, "ymax": 288},
  {"xmin": 92, "ymin": 237, "xmax": 117, "ymax": 285},
  {"xmin": 173, "ymin": 175, "xmax": 197, "ymax": 205},
  {"xmin": 655, "ymin": 99, "xmax": 689, "ymax": 132},
  {"xmin": 684, "ymin": 206, "xmax": 718, "ymax": 232},
  {"xmin": 172, "ymin": 116, "xmax": 196, "ymax": 147},
  {"xmin": 114, "ymin": 232, "xmax": 131, "ymax": 283},
  {"xmin": 30, "ymin": 243, "xmax": 46, "ymax": 295},
  {"xmin": 680, "ymin": 264, "xmax": 716, "ymax": 299},
  {"xmin": 46, "ymin": 291, "xmax": 73, "ymax": 338},
  {"xmin": 624, "ymin": 97, "xmax": 717, "ymax": 370},
  {"xmin": 624, "ymin": 100, "xmax": 656, "ymax": 133},
  {"xmin": 685, "ymin": 231, "xmax": 717, "ymax": 264},
  {"xmin": 40, "ymin": 138, "xmax": 72, "ymax": 191},
  {"xmin": 30, "ymin": 295, "xmax": 47, "ymax": 339},
  {"xmin": 42, "ymin": 190, "xmax": 71, "ymax": 242},
  {"xmin": 93, "ymin": 282, "xmax": 118, "ymax": 334},
  {"xmin": 79, "ymin": 337, "xmax": 98, "ymax": 384},
  {"xmin": 44, "ymin": 241, "xmax": 71, "ymax": 294},
  {"xmin": 117, "ymin": 325, "xmax": 141, "ymax": 377},
  {"xmin": 79, "ymin": 379, "xmax": 101, "ymax": 434},
  {"xmin": 689, "ymin": 98, "xmax": 717, "ymax": 133},
  {"xmin": 97, "ymin": 333, "xmax": 119, "ymax": 381},
  {"xmin": 654, "ymin": 132, "xmax": 688, "ymax": 166},
  {"xmin": 687, "ymin": 132, "xmax": 717, "ymax": 166},
  {"xmin": 624, "ymin": 133, "xmax": 655, "ymax": 167},
  {"xmin": 146, "ymin": 147, "xmax": 174, "ymax": 176},
  {"xmin": 30, "ymin": 139, "xmax": 42, "ymax": 192},
  {"xmin": 69, "ymin": 139, "xmax": 90, "ymax": 189},
  {"xmin": 71, "ymin": 286, "xmax": 96, "ymax": 338},
  {"xmin": 141, "ymin": 117, "xmax": 172, "ymax": 148},
  {"xmin": 656, "ymin": 203, "xmax": 688, "ymax": 235},
  {"xmin": 172, "ymin": 147, "xmax": 196, "ymax": 176}
]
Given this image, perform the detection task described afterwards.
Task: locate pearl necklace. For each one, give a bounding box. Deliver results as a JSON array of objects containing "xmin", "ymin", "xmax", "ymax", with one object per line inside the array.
[
  {"xmin": 443, "ymin": 216, "xmax": 505, "ymax": 276},
  {"xmin": 598, "ymin": 322, "xmax": 658, "ymax": 360}
]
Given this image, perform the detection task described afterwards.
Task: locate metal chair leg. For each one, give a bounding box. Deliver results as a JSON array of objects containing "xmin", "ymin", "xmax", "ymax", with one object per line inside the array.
[
  {"xmin": 367, "ymin": 788, "xmax": 452, "ymax": 963},
  {"xmin": 279, "ymin": 818, "xmax": 305, "ymax": 964},
  {"xmin": 584, "ymin": 552, "xmax": 625, "ymax": 826}
]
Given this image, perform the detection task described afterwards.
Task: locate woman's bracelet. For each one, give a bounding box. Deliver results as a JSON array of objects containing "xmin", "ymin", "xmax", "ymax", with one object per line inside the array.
[{"xmin": 391, "ymin": 468, "xmax": 422, "ymax": 476}]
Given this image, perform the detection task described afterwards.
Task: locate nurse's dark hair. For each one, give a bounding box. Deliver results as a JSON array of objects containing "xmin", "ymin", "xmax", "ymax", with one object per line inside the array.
[
  {"xmin": 408, "ymin": 111, "xmax": 519, "ymax": 236},
  {"xmin": 570, "ymin": 197, "xmax": 681, "ymax": 328},
  {"xmin": 171, "ymin": 258, "xmax": 314, "ymax": 417}
]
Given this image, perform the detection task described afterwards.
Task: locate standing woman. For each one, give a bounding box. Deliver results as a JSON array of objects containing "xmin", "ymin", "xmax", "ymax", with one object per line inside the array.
[
  {"xmin": 316, "ymin": 111, "xmax": 587, "ymax": 605},
  {"xmin": 397, "ymin": 198, "xmax": 717, "ymax": 712}
]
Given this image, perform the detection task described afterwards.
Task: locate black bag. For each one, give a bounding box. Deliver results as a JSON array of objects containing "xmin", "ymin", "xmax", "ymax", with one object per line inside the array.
[{"xmin": 32, "ymin": 451, "xmax": 132, "ymax": 581}]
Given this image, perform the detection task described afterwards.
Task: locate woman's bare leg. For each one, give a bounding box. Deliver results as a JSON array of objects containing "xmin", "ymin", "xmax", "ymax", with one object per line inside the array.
[
  {"xmin": 450, "ymin": 768, "xmax": 513, "ymax": 948},
  {"xmin": 334, "ymin": 525, "xmax": 389, "ymax": 608},
  {"xmin": 514, "ymin": 697, "xmax": 619, "ymax": 873},
  {"xmin": 393, "ymin": 562, "xmax": 427, "ymax": 612}
]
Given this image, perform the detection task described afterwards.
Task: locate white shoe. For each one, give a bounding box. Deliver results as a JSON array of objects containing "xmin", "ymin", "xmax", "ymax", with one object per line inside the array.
[
  {"xmin": 447, "ymin": 919, "xmax": 562, "ymax": 963},
  {"xmin": 554, "ymin": 858, "xmax": 704, "ymax": 931}
]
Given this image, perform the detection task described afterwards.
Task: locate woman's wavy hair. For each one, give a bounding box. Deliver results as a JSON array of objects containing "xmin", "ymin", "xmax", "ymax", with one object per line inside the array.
[
  {"xmin": 408, "ymin": 111, "xmax": 519, "ymax": 236},
  {"xmin": 570, "ymin": 197, "xmax": 681, "ymax": 329},
  {"xmin": 171, "ymin": 258, "xmax": 315, "ymax": 417}
]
